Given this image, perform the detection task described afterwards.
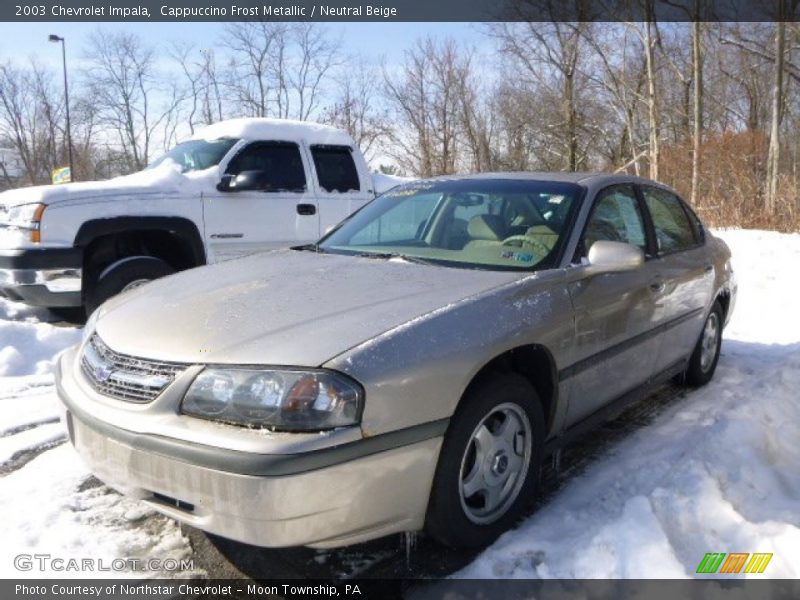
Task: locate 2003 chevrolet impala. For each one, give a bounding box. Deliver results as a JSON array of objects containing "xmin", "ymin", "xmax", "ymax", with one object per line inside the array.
[{"xmin": 56, "ymin": 173, "xmax": 736, "ymax": 549}]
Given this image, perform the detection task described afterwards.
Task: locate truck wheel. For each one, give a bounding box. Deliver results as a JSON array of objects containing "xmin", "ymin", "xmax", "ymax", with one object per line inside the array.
[
  {"xmin": 86, "ymin": 256, "xmax": 174, "ymax": 315},
  {"xmin": 425, "ymin": 373, "xmax": 545, "ymax": 549}
]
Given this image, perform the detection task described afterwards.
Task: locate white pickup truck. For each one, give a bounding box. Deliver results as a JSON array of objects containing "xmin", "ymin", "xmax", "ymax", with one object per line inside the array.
[{"xmin": 0, "ymin": 118, "xmax": 403, "ymax": 314}]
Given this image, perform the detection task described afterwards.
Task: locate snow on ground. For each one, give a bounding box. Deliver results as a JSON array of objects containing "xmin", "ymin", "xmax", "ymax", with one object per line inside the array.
[
  {"xmin": 459, "ymin": 229, "xmax": 800, "ymax": 579},
  {"xmin": 0, "ymin": 301, "xmax": 198, "ymax": 578},
  {"xmin": 0, "ymin": 229, "xmax": 797, "ymax": 580}
]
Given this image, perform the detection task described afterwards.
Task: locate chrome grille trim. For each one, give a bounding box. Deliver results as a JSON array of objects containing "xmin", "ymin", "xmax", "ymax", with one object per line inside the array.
[{"xmin": 80, "ymin": 334, "xmax": 187, "ymax": 403}]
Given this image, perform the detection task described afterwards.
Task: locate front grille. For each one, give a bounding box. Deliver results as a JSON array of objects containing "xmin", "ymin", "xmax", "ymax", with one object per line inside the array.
[{"xmin": 80, "ymin": 334, "xmax": 187, "ymax": 403}]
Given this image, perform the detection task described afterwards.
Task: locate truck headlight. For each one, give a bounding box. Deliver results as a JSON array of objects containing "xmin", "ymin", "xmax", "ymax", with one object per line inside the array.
[
  {"xmin": 182, "ymin": 368, "xmax": 363, "ymax": 431},
  {"xmin": 1, "ymin": 203, "xmax": 46, "ymax": 242}
]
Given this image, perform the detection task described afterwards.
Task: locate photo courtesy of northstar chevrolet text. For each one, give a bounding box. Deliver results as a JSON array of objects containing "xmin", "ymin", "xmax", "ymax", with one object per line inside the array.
[{"xmin": 0, "ymin": 0, "xmax": 798, "ymax": 597}]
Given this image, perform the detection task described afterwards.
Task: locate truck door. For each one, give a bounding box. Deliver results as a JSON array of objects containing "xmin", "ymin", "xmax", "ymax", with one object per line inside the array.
[
  {"xmin": 309, "ymin": 144, "xmax": 374, "ymax": 237},
  {"xmin": 202, "ymin": 141, "xmax": 319, "ymax": 263}
]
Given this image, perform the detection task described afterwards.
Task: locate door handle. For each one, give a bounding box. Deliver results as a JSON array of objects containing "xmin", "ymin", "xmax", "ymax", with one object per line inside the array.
[{"xmin": 296, "ymin": 204, "xmax": 316, "ymax": 216}]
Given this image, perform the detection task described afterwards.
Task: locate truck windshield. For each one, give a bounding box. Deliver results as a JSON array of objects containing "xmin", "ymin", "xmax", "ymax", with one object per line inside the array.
[
  {"xmin": 318, "ymin": 179, "xmax": 581, "ymax": 271},
  {"xmin": 148, "ymin": 138, "xmax": 239, "ymax": 172}
]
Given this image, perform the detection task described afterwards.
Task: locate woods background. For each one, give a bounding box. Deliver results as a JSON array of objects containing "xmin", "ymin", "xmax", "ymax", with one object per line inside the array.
[{"xmin": 2, "ymin": 21, "xmax": 799, "ymax": 231}]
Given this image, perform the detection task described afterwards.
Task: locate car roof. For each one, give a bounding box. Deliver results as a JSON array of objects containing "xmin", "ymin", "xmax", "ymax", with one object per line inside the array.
[{"xmin": 425, "ymin": 171, "xmax": 670, "ymax": 189}]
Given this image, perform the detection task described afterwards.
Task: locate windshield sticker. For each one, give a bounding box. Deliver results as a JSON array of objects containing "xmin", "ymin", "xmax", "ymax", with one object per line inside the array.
[{"xmin": 501, "ymin": 251, "xmax": 534, "ymax": 263}]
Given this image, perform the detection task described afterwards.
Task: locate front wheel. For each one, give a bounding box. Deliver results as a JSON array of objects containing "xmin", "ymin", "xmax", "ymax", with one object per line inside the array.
[
  {"xmin": 684, "ymin": 300, "xmax": 723, "ymax": 386},
  {"xmin": 86, "ymin": 256, "xmax": 175, "ymax": 316},
  {"xmin": 425, "ymin": 373, "xmax": 545, "ymax": 549}
]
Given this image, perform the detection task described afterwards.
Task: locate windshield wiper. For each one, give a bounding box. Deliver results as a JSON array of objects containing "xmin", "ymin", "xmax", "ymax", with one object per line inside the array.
[
  {"xmin": 352, "ymin": 251, "xmax": 436, "ymax": 265},
  {"xmin": 292, "ymin": 243, "xmax": 327, "ymax": 253}
]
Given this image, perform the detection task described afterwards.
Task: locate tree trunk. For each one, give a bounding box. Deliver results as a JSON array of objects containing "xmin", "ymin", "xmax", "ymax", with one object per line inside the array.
[
  {"xmin": 644, "ymin": 15, "xmax": 659, "ymax": 180},
  {"xmin": 691, "ymin": 18, "xmax": 703, "ymax": 205},
  {"xmin": 766, "ymin": 18, "xmax": 785, "ymax": 214}
]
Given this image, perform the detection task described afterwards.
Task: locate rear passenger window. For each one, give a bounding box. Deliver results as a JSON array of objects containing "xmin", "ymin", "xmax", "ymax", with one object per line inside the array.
[
  {"xmin": 225, "ymin": 142, "xmax": 307, "ymax": 192},
  {"xmin": 311, "ymin": 145, "xmax": 360, "ymax": 193},
  {"xmin": 582, "ymin": 185, "xmax": 646, "ymax": 255},
  {"xmin": 642, "ymin": 187, "xmax": 697, "ymax": 253}
]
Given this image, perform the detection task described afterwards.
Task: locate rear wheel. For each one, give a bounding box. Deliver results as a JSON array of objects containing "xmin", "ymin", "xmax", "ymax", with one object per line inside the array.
[
  {"xmin": 425, "ymin": 373, "xmax": 545, "ymax": 549},
  {"xmin": 684, "ymin": 301, "xmax": 723, "ymax": 386},
  {"xmin": 86, "ymin": 256, "xmax": 175, "ymax": 316}
]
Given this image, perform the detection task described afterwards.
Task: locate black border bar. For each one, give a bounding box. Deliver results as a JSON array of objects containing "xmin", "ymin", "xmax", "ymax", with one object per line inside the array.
[{"xmin": 3, "ymin": 0, "xmax": 800, "ymax": 23}]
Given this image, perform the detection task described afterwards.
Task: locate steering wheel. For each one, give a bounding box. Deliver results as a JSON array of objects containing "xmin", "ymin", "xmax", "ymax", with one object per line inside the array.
[{"xmin": 501, "ymin": 234, "xmax": 551, "ymax": 257}]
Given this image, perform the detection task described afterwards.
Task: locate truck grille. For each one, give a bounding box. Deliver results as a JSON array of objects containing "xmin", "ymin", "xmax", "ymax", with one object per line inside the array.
[{"xmin": 80, "ymin": 334, "xmax": 187, "ymax": 403}]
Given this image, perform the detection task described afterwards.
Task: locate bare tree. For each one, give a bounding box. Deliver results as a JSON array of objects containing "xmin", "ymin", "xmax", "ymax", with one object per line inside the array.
[
  {"xmin": 223, "ymin": 22, "xmax": 340, "ymax": 121},
  {"xmin": 490, "ymin": 21, "xmax": 592, "ymax": 171},
  {"xmin": 323, "ymin": 60, "xmax": 391, "ymax": 161},
  {"xmin": 290, "ymin": 23, "xmax": 342, "ymax": 120},
  {"xmin": 172, "ymin": 44, "xmax": 226, "ymax": 133},
  {"xmin": 0, "ymin": 60, "xmax": 63, "ymax": 184},
  {"xmin": 84, "ymin": 30, "xmax": 180, "ymax": 171},
  {"xmin": 384, "ymin": 37, "xmax": 471, "ymax": 177}
]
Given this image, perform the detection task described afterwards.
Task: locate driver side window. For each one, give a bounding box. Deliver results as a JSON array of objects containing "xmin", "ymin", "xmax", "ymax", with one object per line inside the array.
[
  {"xmin": 224, "ymin": 141, "xmax": 307, "ymax": 192},
  {"xmin": 580, "ymin": 186, "xmax": 646, "ymax": 258}
]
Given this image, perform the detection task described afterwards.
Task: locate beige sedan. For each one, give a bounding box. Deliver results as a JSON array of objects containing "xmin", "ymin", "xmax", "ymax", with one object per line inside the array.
[{"xmin": 56, "ymin": 173, "xmax": 736, "ymax": 549}]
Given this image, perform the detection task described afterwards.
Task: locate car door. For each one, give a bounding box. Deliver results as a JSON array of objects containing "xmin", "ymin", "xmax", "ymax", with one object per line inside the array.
[
  {"xmin": 202, "ymin": 141, "xmax": 319, "ymax": 263},
  {"xmin": 564, "ymin": 184, "xmax": 664, "ymax": 425},
  {"xmin": 310, "ymin": 144, "xmax": 374, "ymax": 237},
  {"xmin": 639, "ymin": 185, "xmax": 714, "ymax": 372}
]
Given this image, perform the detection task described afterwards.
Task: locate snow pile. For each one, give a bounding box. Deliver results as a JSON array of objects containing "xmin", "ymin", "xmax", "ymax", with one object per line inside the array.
[
  {"xmin": 0, "ymin": 445, "xmax": 195, "ymax": 579},
  {"xmin": 459, "ymin": 229, "xmax": 800, "ymax": 579},
  {"xmin": 189, "ymin": 117, "xmax": 354, "ymax": 146},
  {"xmin": 0, "ymin": 298, "xmax": 197, "ymax": 578},
  {"xmin": 0, "ymin": 160, "xmax": 219, "ymax": 209},
  {"xmin": 0, "ymin": 319, "xmax": 80, "ymax": 377}
]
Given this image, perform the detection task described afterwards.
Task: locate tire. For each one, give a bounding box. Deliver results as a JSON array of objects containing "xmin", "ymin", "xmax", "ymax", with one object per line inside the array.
[
  {"xmin": 425, "ymin": 373, "xmax": 545, "ymax": 549},
  {"xmin": 684, "ymin": 300, "xmax": 723, "ymax": 387},
  {"xmin": 86, "ymin": 256, "xmax": 175, "ymax": 316}
]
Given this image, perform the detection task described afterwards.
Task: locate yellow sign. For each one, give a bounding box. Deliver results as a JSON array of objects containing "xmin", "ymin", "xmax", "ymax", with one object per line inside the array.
[{"xmin": 51, "ymin": 166, "xmax": 71, "ymax": 184}]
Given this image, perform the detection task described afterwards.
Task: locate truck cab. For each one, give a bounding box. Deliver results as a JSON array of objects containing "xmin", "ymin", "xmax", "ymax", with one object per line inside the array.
[{"xmin": 0, "ymin": 118, "xmax": 403, "ymax": 315}]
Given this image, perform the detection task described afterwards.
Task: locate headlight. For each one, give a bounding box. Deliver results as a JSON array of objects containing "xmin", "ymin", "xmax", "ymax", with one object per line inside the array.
[
  {"xmin": 1, "ymin": 203, "xmax": 46, "ymax": 242},
  {"xmin": 182, "ymin": 368, "xmax": 363, "ymax": 431}
]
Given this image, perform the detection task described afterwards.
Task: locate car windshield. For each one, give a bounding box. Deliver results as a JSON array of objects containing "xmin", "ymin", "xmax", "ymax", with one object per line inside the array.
[
  {"xmin": 148, "ymin": 138, "xmax": 239, "ymax": 172},
  {"xmin": 318, "ymin": 179, "xmax": 582, "ymax": 271}
]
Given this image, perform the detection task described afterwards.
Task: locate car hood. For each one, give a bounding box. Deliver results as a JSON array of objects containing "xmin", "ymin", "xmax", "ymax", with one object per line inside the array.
[
  {"xmin": 0, "ymin": 167, "xmax": 402, "ymax": 210},
  {"xmin": 95, "ymin": 249, "xmax": 523, "ymax": 366},
  {"xmin": 0, "ymin": 163, "xmax": 217, "ymax": 209}
]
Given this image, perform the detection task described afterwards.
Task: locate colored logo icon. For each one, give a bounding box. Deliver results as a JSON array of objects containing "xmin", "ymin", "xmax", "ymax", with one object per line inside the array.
[{"xmin": 696, "ymin": 552, "xmax": 773, "ymax": 574}]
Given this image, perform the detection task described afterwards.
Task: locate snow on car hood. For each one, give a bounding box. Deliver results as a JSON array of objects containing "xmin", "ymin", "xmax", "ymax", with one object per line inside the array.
[
  {"xmin": 0, "ymin": 161, "xmax": 217, "ymax": 209},
  {"xmin": 94, "ymin": 249, "xmax": 522, "ymax": 367}
]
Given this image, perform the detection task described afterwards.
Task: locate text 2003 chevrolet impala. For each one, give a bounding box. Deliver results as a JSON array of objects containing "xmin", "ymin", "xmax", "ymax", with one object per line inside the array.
[{"xmin": 55, "ymin": 173, "xmax": 736, "ymax": 549}]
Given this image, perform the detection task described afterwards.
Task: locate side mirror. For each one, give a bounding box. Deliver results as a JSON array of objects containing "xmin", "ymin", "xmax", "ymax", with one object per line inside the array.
[
  {"xmin": 216, "ymin": 174, "xmax": 234, "ymax": 192},
  {"xmin": 217, "ymin": 170, "xmax": 267, "ymax": 192},
  {"xmin": 586, "ymin": 240, "xmax": 644, "ymax": 274}
]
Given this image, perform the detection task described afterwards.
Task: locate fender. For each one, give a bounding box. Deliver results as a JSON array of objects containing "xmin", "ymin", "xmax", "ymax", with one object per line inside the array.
[{"xmin": 74, "ymin": 217, "xmax": 206, "ymax": 266}]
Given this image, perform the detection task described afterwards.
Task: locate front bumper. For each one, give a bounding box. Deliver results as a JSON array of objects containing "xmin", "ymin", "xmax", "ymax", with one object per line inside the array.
[
  {"xmin": 55, "ymin": 347, "xmax": 444, "ymax": 549},
  {"xmin": 0, "ymin": 247, "xmax": 82, "ymax": 307}
]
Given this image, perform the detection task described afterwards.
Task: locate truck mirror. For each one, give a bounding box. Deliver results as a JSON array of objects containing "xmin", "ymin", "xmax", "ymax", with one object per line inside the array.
[
  {"xmin": 216, "ymin": 174, "xmax": 234, "ymax": 192},
  {"xmin": 228, "ymin": 171, "xmax": 267, "ymax": 192}
]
